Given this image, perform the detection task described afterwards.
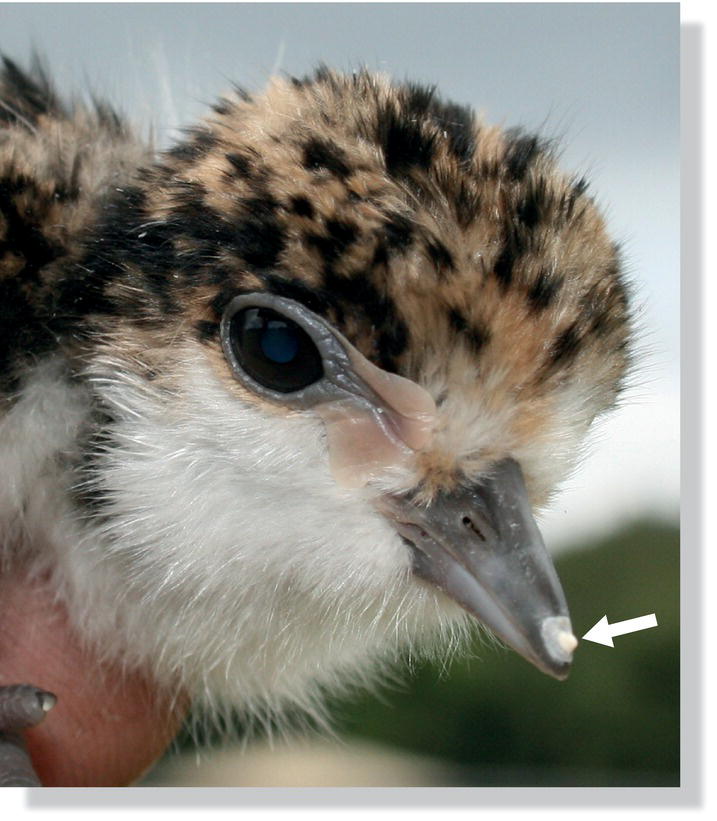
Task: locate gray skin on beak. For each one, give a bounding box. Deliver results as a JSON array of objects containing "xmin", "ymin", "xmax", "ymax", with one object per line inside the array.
[{"xmin": 380, "ymin": 458, "xmax": 577, "ymax": 680}]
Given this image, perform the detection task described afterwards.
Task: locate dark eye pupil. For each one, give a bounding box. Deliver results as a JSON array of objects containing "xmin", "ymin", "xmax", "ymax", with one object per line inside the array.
[{"xmin": 231, "ymin": 307, "xmax": 324, "ymax": 393}]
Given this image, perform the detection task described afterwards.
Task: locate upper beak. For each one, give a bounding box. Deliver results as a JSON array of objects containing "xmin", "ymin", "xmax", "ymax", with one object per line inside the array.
[{"xmin": 379, "ymin": 458, "xmax": 577, "ymax": 680}]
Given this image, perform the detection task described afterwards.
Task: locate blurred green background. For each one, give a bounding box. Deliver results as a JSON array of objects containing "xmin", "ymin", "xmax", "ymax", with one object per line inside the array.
[{"xmin": 150, "ymin": 517, "xmax": 679, "ymax": 787}]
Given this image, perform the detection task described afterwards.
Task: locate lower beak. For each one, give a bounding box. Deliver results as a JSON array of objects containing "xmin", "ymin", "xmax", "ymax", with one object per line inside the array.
[{"xmin": 379, "ymin": 458, "xmax": 577, "ymax": 680}]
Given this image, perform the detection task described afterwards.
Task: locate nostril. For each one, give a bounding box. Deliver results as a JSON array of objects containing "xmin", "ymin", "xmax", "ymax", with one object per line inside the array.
[{"xmin": 462, "ymin": 515, "xmax": 486, "ymax": 541}]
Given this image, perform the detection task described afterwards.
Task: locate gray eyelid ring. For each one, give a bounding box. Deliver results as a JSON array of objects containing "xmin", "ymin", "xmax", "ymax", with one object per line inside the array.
[{"xmin": 220, "ymin": 291, "xmax": 369, "ymax": 410}]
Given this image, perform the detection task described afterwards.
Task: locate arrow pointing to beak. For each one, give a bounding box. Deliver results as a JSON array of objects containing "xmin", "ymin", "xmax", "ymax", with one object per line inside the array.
[{"xmin": 582, "ymin": 613, "xmax": 658, "ymax": 647}]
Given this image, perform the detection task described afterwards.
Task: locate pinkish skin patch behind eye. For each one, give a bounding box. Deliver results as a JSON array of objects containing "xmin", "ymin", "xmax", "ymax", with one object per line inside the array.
[
  {"xmin": 316, "ymin": 342, "xmax": 437, "ymax": 489},
  {"xmin": 346, "ymin": 347, "xmax": 437, "ymax": 450}
]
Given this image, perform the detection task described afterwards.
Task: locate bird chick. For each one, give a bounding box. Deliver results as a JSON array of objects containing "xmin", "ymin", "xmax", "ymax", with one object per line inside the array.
[{"xmin": 0, "ymin": 59, "xmax": 631, "ymax": 781}]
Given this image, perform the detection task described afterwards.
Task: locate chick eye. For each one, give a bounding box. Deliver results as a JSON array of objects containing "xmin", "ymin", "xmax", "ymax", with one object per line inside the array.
[{"xmin": 229, "ymin": 306, "xmax": 324, "ymax": 393}]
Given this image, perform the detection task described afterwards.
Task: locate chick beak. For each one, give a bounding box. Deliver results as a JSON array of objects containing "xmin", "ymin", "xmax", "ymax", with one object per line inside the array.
[{"xmin": 380, "ymin": 457, "xmax": 577, "ymax": 680}]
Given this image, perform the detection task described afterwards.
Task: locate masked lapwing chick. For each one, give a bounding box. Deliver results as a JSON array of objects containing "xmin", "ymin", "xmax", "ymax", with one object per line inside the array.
[{"xmin": 0, "ymin": 60, "xmax": 632, "ymax": 782}]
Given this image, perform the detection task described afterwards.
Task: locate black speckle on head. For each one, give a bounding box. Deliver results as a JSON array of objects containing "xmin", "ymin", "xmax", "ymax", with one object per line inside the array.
[
  {"xmin": 578, "ymin": 263, "xmax": 630, "ymax": 341},
  {"xmin": 401, "ymin": 83, "xmax": 477, "ymax": 165},
  {"xmin": 377, "ymin": 319, "xmax": 409, "ymax": 371},
  {"xmin": 77, "ymin": 182, "xmax": 276, "ymax": 320},
  {"xmin": 212, "ymin": 97, "xmax": 235, "ymax": 116},
  {"xmin": 240, "ymin": 194, "xmax": 280, "ymax": 215},
  {"xmin": 91, "ymin": 100, "xmax": 126, "ymax": 137},
  {"xmin": 492, "ymin": 240, "xmax": 519, "ymax": 291},
  {"xmin": 448, "ymin": 308, "xmax": 489, "ymax": 353},
  {"xmin": 453, "ymin": 183, "xmax": 481, "ymax": 229},
  {"xmin": 98, "ymin": 181, "xmax": 145, "ymax": 233},
  {"xmin": 232, "ymin": 199, "xmax": 285, "ymax": 270},
  {"xmin": 53, "ymin": 180, "xmax": 80, "ymax": 204},
  {"xmin": 0, "ymin": 175, "xmax": 60, "ymax": 280},
  {"xmin": 0, "ymin": 279, "xmax": 56, "ymax": 390},
  {"xmin": 322, "ymin": 268, "xmax": 388, "ymax": 325},
  {"xmin": 0, "ymin": 57, "xmax": 62, "ymax": 126},
  {"xmin": 402, "ymin": 82, "xmax": 438, "ymax": 116},
  {"xmin": 53, "ymin": 153, "xmax": 82, "ymax": 203},
  {"xmin": 204, "ymin": 263, "xmax": 235, "ymax": 287},
  {"xmin": 225, "ymin": 152, "xmax": 252, "ymax": 177},
  {"xmin": 378, "ymin": 104, "xmax": 436, "ymax": 175},
  {"xmin": 426, "ymin": 239, "xmax": 454, "ymax": 275},
  {"xmin": 169, "ymin": 184, "xmax": 237, "ymax": 249},
  {"xmin": 430, "ymin": 100, "xmax": 476, "ymax": 166},
  {"xmin": 189, "ymin": 128, "xmax": 218, "ymax": 154},
  {"xmin": 119, "ymin": 184, "xmax": 147, "ymax": 213},
  {"xmin": 505, "ymin": 130, "xmax": 544, "ymax": 181},
  {"xmin": 447, "ymin": 308, "xmax": 468, "ymax": 334},
  {"xmin": 326, "ymin": 218, "xmax": 357, "ymax": 247},
  {"xmin": 562, "ymin": 175, "xmax": 591, "ymax": 223},
  {"xmin": 306, "ymin": 219, "xmax": 357, "ymax": 265},
  {"xmin": 231, "ymin": 83, "xmax": 252, "ymax": 103},
  {"xmin": 548, "ymin": 323, "xmax": 582, "ymax": 370},
  {"xmin": 572, "ymin": 176, "xmax": 589, "ymax": 198},
  {"xmin": 196, "ymin": 319, "xmax": 220, "ymax": 341},
  {"xmin": 316, "ymin": 266, "xmax": 410, "ymax": 371},
  {"xmin": 313, "ymin": 64, "xmax": 337, "ymax": 87},
  {"xmin": 54, "ymin": 270, "xmax": 117, "ymax": 326},
  {"xmin": 54, "ymin": 184, "xmax": 154, "ymax": 320},
  {"xmin": 372, "ymin": 242, "xmax": 389, "ymax": 268},
  {"xmin": 527, "ymin": 269, "xmax": 563, "ymax": 312},
  {"xmin": 289, "ymin": 195, "xmax": 315, "ymax": 219},
  {"xmin": 583, "ymin": 303, "xmax": 612, "ymax": 339},
  {"xmin": 517, "ymin": 178, "xmax": 551, "ymax": 229},
  {"xmin": 210, "ymin": 285, "xmax": 242, "ymax": 319},
  {"xmin": 142, "ymin": 268, "xmax": 182, "ymax": 315},
  {"xmin": 302, "ymin": 138, "xmax": 351, "ymax": 178},
  {"xmin": 130, "ymin": 220, "xmax": 177, "ymax": 274},
  {"xmin": 167, "ymin": 129, "xmax": 218, "ymax": 162},
  {"xmin": 382, "ymin": 213, "xmax": 413, "ymax": 250}
]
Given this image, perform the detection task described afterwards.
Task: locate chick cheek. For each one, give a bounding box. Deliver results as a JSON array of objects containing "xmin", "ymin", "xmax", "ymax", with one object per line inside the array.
[{"xmin": 0, "ymin": 568, "xmax": 188, "ymax": 786}]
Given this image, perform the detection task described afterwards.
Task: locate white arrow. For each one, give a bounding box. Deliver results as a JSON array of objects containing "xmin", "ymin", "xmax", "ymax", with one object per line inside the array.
[{"xmin": 582, "ymin": 613, "xmax": 658, "ymax": 647}]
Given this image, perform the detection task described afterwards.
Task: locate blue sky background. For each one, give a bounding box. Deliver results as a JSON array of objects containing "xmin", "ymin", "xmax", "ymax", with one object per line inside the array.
[{"xmin": 1, "ymin": 2, "xmax": 680, "ymax": 548}]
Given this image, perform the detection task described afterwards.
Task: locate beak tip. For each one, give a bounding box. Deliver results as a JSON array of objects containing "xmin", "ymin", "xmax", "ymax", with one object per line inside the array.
[
  {"xmin": 540, "ymin": 615, "xmax": 578, "ymax": 675},
  {"xmin": 558, "ymin": 631, "xmax": 579, "ymax": 655}
]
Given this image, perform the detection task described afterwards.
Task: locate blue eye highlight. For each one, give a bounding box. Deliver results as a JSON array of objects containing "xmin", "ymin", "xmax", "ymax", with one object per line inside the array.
[{"xmin": 261, "ymin": 321, "xmax": 300, "ymax": 364}]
